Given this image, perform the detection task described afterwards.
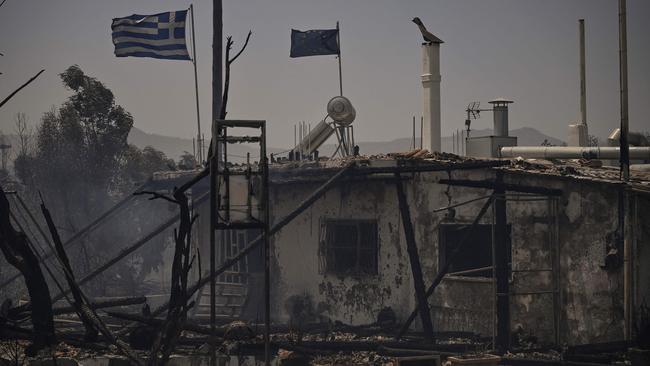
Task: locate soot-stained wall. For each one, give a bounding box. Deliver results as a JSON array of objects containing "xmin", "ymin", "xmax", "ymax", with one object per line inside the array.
[{"xmin": 267, "ymin": 167, "xmax": 646, "ymax": 345}]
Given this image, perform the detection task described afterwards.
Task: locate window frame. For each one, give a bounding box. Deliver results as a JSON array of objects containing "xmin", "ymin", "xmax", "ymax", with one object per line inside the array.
[
  {"xmin": 320, "ymin": 219, "xmax": 379, "ymax": 276},
  {"xmin": 438, "ymin": 223, "xmax": 511, "ymax": 278}
]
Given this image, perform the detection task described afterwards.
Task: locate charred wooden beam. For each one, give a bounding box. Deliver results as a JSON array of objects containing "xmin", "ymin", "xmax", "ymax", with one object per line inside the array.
[
  {"xmin": 0, "ymin": 69, "xmax": 45, "ymax": 109},
  {"xmin": 494, "ymin": 172, "xmax": 511, "ymax": 353},
  {"xmin": 397, "ymin": 195, "xmax": 494, "ymax": 339},
  {"xmin": 52, "ymin": 296, "xmax": 146, "ymax": 315},
  {"xmin": 105, "ymin": 311, "xmax": 217, "ymax": 336},
  {"xmin": 40, "ymin": 199, "xmax": 98, "ymax": 341},
  {"xmin": 394, "ymin": 172, "xmax": 435, "ymax": 342},
  {"xmin": 438, "ymin": 178, "xmax": 563, "ymax": 196},
  {"xmin": 377, "ymin": 346, "xmax": 456, "ymax": 358},
  {"xmin": 238, "ymin": 340, "xmax": 473, "ymax": 354}
]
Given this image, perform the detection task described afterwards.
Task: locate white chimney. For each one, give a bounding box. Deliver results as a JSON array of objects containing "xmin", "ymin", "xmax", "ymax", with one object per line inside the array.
[
  {"xmin": 568, "ymin": 19, "xmax": 589, "ymax": 147},
  {"xmin": 421, "ymin": 41, "xmax": 442, "ymax": 152}
]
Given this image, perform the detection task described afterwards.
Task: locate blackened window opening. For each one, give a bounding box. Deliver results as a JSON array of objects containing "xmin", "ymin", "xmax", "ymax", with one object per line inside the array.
[
  {"xmin": 324, "ymin": 220, "xmax": 378, "ymax": 275},
  {"xmin": 438, "ymin": 223, "xmax": 510, "ymax": 278}
]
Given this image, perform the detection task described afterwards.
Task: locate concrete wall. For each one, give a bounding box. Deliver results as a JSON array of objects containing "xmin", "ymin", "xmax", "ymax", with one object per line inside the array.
[
  {"xmin": 266, "ymin": 167, "xmax": 645, "ymax": 345},
  {"xmin": 268, "ymin": 169, "xmax": 496, "ymax": 330}
]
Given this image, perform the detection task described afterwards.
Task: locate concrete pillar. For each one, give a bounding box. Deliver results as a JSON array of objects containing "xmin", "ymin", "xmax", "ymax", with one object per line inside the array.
[{"xmin": 421, "ymin": 43, "xmax": 441, "ymax": 152}]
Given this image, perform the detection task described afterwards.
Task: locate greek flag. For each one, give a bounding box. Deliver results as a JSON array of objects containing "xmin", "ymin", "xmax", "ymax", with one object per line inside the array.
[{"xmin": 111, "ymin": 10, "xmax": 190, "ymax": 60}]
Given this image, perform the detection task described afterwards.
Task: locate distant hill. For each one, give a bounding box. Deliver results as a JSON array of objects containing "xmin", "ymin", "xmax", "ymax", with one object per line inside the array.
[
  {"xmin": 128, "ymin": 127, "xmax": 285, "ymax": 161},
  {"xmin": 127, "ymin": 127, "xmax": 197, "ymax": 160},
  {"xmin": 127, "ymin": 126, "xmax": 565, "ymax": 160},
  {"xmin": 0, "ymin": 126, "xmax": 565, "ymax": 168},
  {"xmin": 315, "ymin": 127, "xmax": 565, "ymax": 157}
]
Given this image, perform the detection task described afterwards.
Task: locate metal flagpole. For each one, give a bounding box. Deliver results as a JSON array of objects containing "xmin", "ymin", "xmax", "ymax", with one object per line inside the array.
[
  {"xmin": 618, "ymin": 0, "xmax": 629, "ymax": 181},
  {"xmin": 336, "ymin": 21, "xmax": 343, "ymax": 96},
  {"xmin": 210, "ymin": 0, "xmax": 223, "ymax": 365},
  {"xmin": 190, "ymin": 4, "xmax": 203, "ymax": 164}
]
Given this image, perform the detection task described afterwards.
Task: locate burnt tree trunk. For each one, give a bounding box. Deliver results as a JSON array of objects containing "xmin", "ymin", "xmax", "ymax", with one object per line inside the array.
[
  {"xmin": 137, "ymin": 189, "xmax": 196, "ymax": 366},
  {"xmin": 0, "ymin": 187, "xmax": 54, "ymax": 353}
]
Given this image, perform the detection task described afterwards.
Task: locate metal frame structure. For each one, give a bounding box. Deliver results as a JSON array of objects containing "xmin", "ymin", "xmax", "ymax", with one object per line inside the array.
[{"xmin": 211, "ymin": 119, "xmax": 270, "ymax": 365}]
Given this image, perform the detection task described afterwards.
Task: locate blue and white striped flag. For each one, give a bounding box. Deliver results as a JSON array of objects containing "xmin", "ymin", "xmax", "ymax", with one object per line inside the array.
[{"xmin": 111, "ymin": 10, "xmax": 190, "ymax": 60}]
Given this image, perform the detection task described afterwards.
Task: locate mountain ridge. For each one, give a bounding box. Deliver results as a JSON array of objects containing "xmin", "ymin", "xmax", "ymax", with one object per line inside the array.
[{"xmin": 127, "ymin": 126, "xmax": 566, "ymax": 160}]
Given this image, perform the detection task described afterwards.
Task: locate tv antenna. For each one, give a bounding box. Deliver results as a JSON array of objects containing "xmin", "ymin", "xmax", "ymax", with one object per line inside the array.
[{"xmin": 465, "ymin": 101, "xmax": 492, "ymax": 137}]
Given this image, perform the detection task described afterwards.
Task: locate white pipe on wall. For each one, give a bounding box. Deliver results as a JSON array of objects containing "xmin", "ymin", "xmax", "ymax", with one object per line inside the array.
[{"xmin": 499, "ymin": 146, "xmax": 650, "ymax": 160}]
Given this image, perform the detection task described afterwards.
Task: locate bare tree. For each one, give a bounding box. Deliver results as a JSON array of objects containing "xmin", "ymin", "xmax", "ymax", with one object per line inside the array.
[
  {"xmin": 220, "ymin": 30, "xmax": 252, "ymax": 120},
  {"xmin": 14, "ymin": 113, "xmax": 32, "ymax": 158},
  {"xmin": 135, "ymin": 189, "xmax": 197, "ymax": 366}
]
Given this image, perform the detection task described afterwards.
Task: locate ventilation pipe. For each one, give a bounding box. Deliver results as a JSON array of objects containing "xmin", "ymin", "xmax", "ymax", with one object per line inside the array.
[
  {"xmin": 488, "ymin": 98, "xmax": 513, "ymax": 137},
  {"xmin": 499, "ymin": 146, "xmax": 650, "ymax": 160},
  {"xmin": 421, "ymin": 39, "xmax": 442, "ymax": 152}
]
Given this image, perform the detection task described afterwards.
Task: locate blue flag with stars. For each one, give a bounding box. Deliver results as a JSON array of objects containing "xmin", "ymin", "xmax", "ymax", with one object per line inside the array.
[
  {"xmin": 111, "ymin": 10, "xmax": 190, "ymax": 60},
  {"xmin": 290, "ymin": 29, "xmax": 339, "ymax": 58}
]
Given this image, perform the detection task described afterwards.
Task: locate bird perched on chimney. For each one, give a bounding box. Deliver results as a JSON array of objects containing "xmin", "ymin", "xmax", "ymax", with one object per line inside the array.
[{"xmin": 412, "ymin": 17, "xmax": 444, "ymax": 44}]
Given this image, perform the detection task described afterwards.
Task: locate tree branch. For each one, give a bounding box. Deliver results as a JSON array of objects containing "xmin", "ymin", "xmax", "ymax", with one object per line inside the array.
[
  {"xmin": 134, "ymin": 190, "xmax": 179, "ymax": 204},
  {"xmin": 220, "ymin": 31, "xmax": 253, "ymax": 120},
  {"xmin": 0, "ymin": 69, "xmax": 45, "ymax": 110},
  {"xmin": 228, "ymin": 30, "xmax": 252, "ymax": 64}
]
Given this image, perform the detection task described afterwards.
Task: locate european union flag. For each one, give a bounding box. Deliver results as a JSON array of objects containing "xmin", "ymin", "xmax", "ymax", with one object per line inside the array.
[
  {"xmin": 111, "ymin": 10, "xmax": 190, "ymax": 60},
  {"xmin": 290, "ymin": 29, "xmax": 340, "ymax": 58}
]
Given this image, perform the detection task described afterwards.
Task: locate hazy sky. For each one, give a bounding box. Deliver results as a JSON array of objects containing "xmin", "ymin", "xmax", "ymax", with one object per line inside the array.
[{"xmin": 1, "ymin": 0, "xmax": 648, "ymax": 149}]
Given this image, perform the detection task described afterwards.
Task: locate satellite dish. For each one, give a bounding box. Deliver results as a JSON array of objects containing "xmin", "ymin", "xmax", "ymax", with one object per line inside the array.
[{"xmin": 327, "ymin": 96, "xmax": 356, "ymax": 125}]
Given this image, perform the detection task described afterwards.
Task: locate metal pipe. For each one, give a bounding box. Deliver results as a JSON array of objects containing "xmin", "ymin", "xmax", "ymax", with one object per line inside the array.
[
  {"xmin": 619, "ymin": 0, "xmax": 630, "ymax": 180},
  {"xmin": 336, "ymin": 21, "xmax": 343, "ymax": 96},
  {"xmin": 190, "ymin": 4, "xmax": 202, "ymax": 164},
  {"xmin": 499, "ymin": 146, "xmax": 650, "ymax": 160},
  {"xmin": 261, "ymin": 122, "xmax": 271, "ymax": 366},
  {"xmin": 579, "ymin": 19, "xmax": 587, "ymax": 126},
  {"xmin": 210, "ymin": 0, "xmax": 224, "ymax": 362}
]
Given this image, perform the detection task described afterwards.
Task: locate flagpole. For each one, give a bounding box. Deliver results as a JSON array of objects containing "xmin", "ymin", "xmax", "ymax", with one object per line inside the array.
[
  {"xmin": 190, "ymin": 4, "xmax": 203, "ymax": 164},
  {"xmin": 210, "ymin": 0, "xmax": 223, "ymax": 365},
  {"xmin": 336, "ymin": 21, "xmax": 343, "ymax": 96}
]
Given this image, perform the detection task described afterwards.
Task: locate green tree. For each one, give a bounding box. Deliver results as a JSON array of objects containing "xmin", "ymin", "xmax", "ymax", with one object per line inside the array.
[
  {"xmin": 177, "ymin": 151, "xmax": 197, "ymax": 170},
  {"xmin": 13, "ymin": 66, "xmax": 176, "ymax": 295},
  {"xmin": 116, "ymin": 145, "xmax": 176, "ymax": 192},
  {"xmin": 15, "ymin": 65, "xmax": 133, "ymax": 225}
]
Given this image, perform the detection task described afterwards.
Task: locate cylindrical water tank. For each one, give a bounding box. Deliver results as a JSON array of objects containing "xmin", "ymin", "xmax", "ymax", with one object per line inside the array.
[
  {"xmin": 297, "ymin": 120, "xmax": 336, "ymax": 156},
  {"xmin": 327, "ymin": 96, "xmax": 356, "ymax": 125}
]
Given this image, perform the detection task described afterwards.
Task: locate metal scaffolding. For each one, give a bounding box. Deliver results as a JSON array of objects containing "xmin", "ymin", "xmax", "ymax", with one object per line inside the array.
[{"xmin": 210, "ymin": 119, "xmax": 270, "ymax": 365}]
